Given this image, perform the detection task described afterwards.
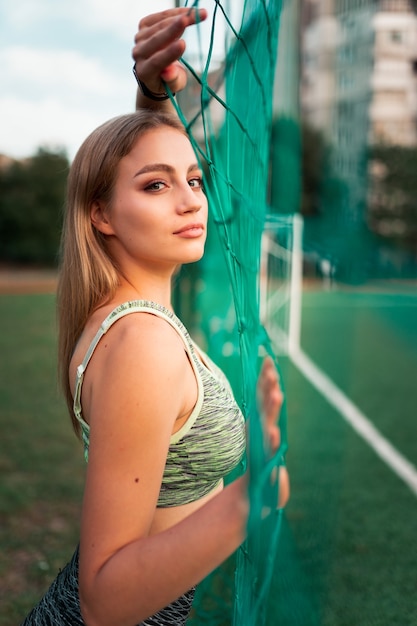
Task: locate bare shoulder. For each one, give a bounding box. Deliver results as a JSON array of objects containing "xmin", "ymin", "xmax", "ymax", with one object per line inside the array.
[
  {"xmin": 82, "ymin": 307, "xmax": 190, "ymax": 431},
  {"xmin": 71, "ymin": 304, "xmax": 187, "ymax": 386},
  {"xmin": 99, "ymin": 307, "xmax": 187, "ymax": 368}
]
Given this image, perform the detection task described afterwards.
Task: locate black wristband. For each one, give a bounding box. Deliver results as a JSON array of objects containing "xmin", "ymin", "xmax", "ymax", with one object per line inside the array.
[{"xmin": 132, "ymin": 65, "xmax": 175, "ymax": 102}]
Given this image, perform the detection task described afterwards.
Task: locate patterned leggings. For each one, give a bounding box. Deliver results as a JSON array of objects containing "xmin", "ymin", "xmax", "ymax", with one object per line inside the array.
[{"xmin": 21, "ymin": 547, "xmax": 195, "ymax": 626}]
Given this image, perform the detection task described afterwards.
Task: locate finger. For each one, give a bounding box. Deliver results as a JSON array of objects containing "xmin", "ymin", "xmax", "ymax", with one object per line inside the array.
[
  {"xmin": 134, "ymin": 17, "xmax": 189, "ymax": 57},
  {"xmin": 265, "ymin": 385, "xmax": 284, "ymax": 423},
  {"xmin": 134, "ymin": 10, "xmax": 208, "ymax": 55},
  {"xmin": 259, "ymin": 358, "xmax": 283, "ymax": 422},
  {"xmin": 264, "ymin": 395, "xmax": 283, "ymax": 454},
  {"xmin": 160, "ymin": 60, "xmax": 185, "ymax": 83},
  {"xmin": 133, "ymin": 12, "xmax": 206, "ymax": 92},
  {"xmin": 138, "ymin": 7, "xmax": 207, "ymax": 31},
  {"xmin": 134, "ymin": 38, "xmax": 186, "ymax": 74},
  {"xmin": 277, "ymin": 466, "xmax": 290, "ymax": 509},
  {"xmin": 136, "ymin": 59, "xmax": 187, "ymax": 97},
  {"xmin": 132, "ymin": 42, "xmax": 187, "ymax": 94},
  {"xmin": 257, "ymin": 356, "xmax": 273, "ymax": 401},
  {"xmin": 266, "ymin": 424, "xmax": 281, "ymax": 453},
  {"xmin": 262, "ymin": 465, "xmax": 289, "ymax": 518},
  {"xmin": 259, "ymin": 356, "xmax": 280, "ymax": 397}
]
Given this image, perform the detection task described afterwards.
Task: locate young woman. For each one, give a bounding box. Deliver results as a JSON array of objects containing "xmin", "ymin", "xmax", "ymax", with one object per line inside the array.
[{"xmin": 22, "ymin": 9, "xmax": 289, "ymax": 626}]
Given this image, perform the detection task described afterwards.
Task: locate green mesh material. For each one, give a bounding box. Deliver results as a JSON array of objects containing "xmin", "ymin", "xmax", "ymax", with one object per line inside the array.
[
  {"xmin": 167, "ymin": 1, "xmax": 417, "ymax": 624},
  {"xmin": 169, "ymin": 1, "xmax": 288, "ymax": 624}
]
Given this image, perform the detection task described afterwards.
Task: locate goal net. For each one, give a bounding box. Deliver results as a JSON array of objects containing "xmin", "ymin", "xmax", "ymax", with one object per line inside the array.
[{"xmin": 170, "ymin": 1, "xmax": 292, "ymax": 625}]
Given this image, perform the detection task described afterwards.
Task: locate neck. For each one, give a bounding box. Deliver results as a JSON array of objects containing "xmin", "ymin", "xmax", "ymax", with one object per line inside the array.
[{"xmin": 115, "ymin": 267, "xmax": 175, "ymax": 311}]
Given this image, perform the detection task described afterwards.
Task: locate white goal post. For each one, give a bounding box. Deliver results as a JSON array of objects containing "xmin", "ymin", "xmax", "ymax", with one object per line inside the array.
[{"xmin": 260, "ymin": 213, "xmax": 303, "ymax": 357}]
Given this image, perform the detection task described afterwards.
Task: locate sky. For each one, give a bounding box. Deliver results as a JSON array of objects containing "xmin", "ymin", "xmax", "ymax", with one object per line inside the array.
[{"xmin": 0, "ymin": 0, "xmax": 176, "ymax": 161}]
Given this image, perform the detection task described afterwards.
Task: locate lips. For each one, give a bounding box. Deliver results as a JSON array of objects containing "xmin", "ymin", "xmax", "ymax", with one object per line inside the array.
[{"xmin": 173, "ymin": 223, "xmax": 205, "ymax": 235}]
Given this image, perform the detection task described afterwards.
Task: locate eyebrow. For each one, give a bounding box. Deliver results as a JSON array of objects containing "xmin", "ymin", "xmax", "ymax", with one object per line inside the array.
[{"xmin": 134, "ymin": 162, "xmax": 201, "ymax": 178}]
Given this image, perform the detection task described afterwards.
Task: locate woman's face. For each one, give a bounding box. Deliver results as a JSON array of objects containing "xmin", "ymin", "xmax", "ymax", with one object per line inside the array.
[{"xmin": 96, "ymin": 126, "xmax": 208, "ymax": 272}]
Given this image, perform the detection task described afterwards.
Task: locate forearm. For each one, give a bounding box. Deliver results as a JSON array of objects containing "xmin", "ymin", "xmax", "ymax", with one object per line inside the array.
[
  {"xmin": 80, "ymin": 477, "xmax": 248, "ymax": 626},
  {"xmin": 135, "ymin": 89, "xmax": 177, "ymax": 114}
]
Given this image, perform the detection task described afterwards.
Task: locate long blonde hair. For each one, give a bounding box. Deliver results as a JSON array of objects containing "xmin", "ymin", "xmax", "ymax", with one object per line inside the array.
[{"xmin": 57, "ymin": 110, "xmax": 187, "ymax": 435}]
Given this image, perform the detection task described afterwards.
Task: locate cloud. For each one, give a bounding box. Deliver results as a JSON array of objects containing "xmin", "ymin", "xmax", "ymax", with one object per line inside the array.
[
  {"xmin": 2, "ymin": 46, "xmax": 129, "ymax": 98},
  {"xmin": 3, "ymin": 0, "xmax": 173, "ymax": 42},
  {"xmin": 0, "ymin": 46, "xmax": 135, "ymax": 159},
  {"xmin": 71, "ymin": 0, "xmax": 173, "ymax": 41},
  {"xmin": 0, "ymin": 95, "xmax": 102, "ymax": 159},
  {"xmin": 0, "ymin": 1, "xmax": 174, "ymax": 159}
]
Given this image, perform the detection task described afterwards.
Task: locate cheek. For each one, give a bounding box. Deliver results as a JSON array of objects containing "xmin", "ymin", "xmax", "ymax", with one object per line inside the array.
[
  {"xmin": 124, "ymin": 213, "xmax": 166, "ymax": 248},
  {"xmin": 114, "ymin": 199, "xmax": 154, "ymax": 233}
]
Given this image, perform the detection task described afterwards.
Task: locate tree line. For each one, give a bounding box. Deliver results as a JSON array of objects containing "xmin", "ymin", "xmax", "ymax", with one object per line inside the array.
[
  {"xmin": 0, "ymin": 135, "xmax": 416, "ymax": 268},
  {"xmin": 299, "ymin": 123, "xmax": 417, "ymax": 257},
  {"xmin": 0, "ymin": 148, "xmax": 69, "ymax": 267}
]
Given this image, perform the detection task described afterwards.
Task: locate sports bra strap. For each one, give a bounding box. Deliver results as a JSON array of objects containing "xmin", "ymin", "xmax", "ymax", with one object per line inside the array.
[{"xmin": 73, "ymin": 300, "xmax": 200, "ymax": 430}]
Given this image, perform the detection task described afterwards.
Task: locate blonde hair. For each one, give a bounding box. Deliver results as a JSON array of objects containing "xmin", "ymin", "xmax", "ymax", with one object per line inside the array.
[{"xmin": 57, "ymin": 110, "xmax": 187, "ymax": 434}]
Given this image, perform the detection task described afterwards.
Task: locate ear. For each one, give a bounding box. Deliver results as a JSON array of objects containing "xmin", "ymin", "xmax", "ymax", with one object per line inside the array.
[{"xmin": 90, "ymin": 201, "xmax": 115, "ymax": 236}]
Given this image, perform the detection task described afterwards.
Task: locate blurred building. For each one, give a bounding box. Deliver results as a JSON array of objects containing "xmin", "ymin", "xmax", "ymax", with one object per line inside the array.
[
  {"xmin": 300, "ymin": 0, "xmax": 417, "ymax": 229},
  {"xmin": 371, "ymin": 0, "xmax": 417, "ymax": 145},
  {"xmin": 300, "ymin": 0, "xmax": 417, "ymax": 277},
  {"xmin": 301, "ymin": 0, "xmax": 417, "ymax": 148}
]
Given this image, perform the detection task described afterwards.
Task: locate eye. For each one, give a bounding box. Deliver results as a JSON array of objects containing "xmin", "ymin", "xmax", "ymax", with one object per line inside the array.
[
  {"xmin": 188, "ymin": 177, "xmax": 204, "ymax": 190},
  {"xmin": 144, "ymin": 180, "xmax": 166, "ymax": 191}
]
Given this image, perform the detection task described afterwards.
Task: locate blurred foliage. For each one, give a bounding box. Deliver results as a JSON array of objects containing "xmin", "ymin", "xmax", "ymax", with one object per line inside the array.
[
  {"xmin": 0, "ymin": 148, "xmax": 69, "ymax": 267},
  {"xmin": 270, "ymin": 116, "xmax": 301, "ymax": 216},
  {"xmin": 300, "ymin": 121, "xmax": 328, "ymax": 218},
  {"xmin": 368, "ymin": 144, "xmax": 417, "ymax": 254},
  {"xmin": 270, "ymin": 117, "xmax": 330, "ymax": 218}
]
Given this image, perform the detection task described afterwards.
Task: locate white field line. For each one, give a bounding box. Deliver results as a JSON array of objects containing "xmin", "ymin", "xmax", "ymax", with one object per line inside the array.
[{"xmin": 290, "ymin": 346, "xmax": 417, "ymax": 497}]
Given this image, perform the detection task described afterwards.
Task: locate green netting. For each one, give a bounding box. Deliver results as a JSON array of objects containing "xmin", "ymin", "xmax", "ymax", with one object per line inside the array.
[
  {"xmin": 167, "ymin": 1, "xmax": 417, "ymax": 624},
  {"xmin": 169, "ymin": 1, "xmax": 289, "ymax": 625}
]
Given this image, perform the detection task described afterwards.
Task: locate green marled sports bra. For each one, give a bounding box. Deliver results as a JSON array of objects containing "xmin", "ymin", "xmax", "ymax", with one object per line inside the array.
[{"xmin": 73, "ymin": 300, "xmax": 246, "ymax": 508}]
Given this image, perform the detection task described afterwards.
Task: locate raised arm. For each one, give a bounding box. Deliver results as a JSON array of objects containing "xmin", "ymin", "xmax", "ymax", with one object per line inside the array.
[{"xmin": 132, "ymin": 8, "xmax": 208, "ymax": 111}]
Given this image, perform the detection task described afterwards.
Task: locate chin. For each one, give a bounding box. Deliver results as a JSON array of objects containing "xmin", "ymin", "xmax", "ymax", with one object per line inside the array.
[{"xmin": 180, "ymin": 244, "xmax": 206, "ymax": 264}]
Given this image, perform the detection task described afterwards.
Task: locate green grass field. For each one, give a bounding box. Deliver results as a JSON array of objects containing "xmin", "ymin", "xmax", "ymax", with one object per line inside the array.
[
  {"xmin": 0, "ymin": 295, "xmax": 84, "ymax": 624},
  {"xmin": 271, "ymin": 286, "xmax": 417, "ymax": 625},
  {"xmin": 1, "ymin": 287, "xmax": 416, "ymax": 625}
]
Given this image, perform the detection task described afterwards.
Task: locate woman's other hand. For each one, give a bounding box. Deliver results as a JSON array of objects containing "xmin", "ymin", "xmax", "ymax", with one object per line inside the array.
[
  {"xmin": 132, "ymin": 8, "xmax": 208, "ymax": 105},
  {"xmin": 257, "ymin": 356, "xmax": 290, "ymax": 508}
]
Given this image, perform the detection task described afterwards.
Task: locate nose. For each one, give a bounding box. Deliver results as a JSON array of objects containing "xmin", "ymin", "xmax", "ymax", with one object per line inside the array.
[{"xmin": 176, "ymin": 183, "xmax": 203, "ymax": 214}]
